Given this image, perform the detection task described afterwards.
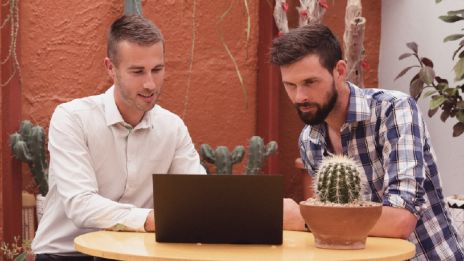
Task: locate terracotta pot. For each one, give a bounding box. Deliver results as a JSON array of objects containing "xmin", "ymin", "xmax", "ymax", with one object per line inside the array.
[{"xmin": 299, "ymin": 202, "xmax": 382, "ymax": 250}]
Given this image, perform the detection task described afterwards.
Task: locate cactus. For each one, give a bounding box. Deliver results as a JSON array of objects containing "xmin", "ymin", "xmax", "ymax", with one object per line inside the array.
[
  {"xmin": 10, "ymin": 120, "xmax": 49, "ymax": 196},
  {"xmin": 199, "ymin": 144, "xmax": 245, "ymax": 175},
  {"xmin": 245, "ymin": 136, "xmax": 278, "ymax": 175},
  {"xmin": 316, "ymin": 155, "xmax": 361, "ymax": 204}
]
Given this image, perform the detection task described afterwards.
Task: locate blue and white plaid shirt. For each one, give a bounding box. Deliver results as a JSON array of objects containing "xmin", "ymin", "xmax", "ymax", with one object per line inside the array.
[{"xmin": 299, "ymin": 83, "xmax": 464, "ymax": 260}]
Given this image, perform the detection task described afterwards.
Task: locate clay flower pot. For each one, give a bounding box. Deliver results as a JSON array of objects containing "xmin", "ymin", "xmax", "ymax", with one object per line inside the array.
[{"xmin": 299, "ymin": 202, "xmax": 382, "ymax": 250}]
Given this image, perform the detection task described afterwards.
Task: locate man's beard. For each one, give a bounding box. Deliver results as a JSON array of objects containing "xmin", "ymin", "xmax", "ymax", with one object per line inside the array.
[{"xmin": 295, "ymin": 82, "xmax": 338, "ymax": 126}]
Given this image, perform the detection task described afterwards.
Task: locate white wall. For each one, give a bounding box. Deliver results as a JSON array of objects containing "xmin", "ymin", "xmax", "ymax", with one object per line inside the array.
[{"xmin": 379, "ymin": 0, "xmax": 464, "ymax": 196}]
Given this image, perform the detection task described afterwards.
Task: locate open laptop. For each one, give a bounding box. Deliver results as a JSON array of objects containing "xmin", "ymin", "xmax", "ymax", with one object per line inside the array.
[{"xmin": 152, "ymin": 174, "xmax": 283, "ymax": 244}]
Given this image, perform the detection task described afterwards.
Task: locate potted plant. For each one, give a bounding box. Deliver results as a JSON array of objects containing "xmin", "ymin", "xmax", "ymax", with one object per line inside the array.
[
  {"xmin": 299, "ymin": 155, "xmax": 382, "ymax": 250},
  {"xmin": 395, "ymin": 2, "xmax": 464, "ymax": 239},
  {"xmin": 10, "ymin": 120, "xmax": 49, "ymax": 223}
]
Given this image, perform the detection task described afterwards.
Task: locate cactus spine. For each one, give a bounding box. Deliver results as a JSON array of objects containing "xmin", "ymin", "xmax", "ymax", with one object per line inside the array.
[
  {"xmin": 316, "ymin": 155, "xmax": 361, "ymax": 204},
  {"xmin": 245, "ymin": 136, "xmax": 278, "ymax": 175},
  {"xmin": 10, "ymin": 120, "xmax": 49, "ymax": 196},
  {"xmin": 200, "ymin": 144, "xmax": 245, "ymax": 175}
]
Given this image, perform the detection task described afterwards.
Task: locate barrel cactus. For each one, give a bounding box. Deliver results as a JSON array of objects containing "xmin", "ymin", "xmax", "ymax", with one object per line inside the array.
[
  {"xmin": 316, "ymin": 155, "xmax": 361, "ymax": 204},
  {"xmin": 200, "ymin": 144, "xmax": 245, "ymax": 175},
  {"xmin": 10, "ymin": 120, "xmax": 49, "ymax": 196}
]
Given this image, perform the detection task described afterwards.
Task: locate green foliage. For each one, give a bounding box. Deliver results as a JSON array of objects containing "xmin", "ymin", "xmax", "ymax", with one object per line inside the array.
[
  {"xmin": 396, "ymin": 2, "xmax": 464, "ymax": 137},
  {"xmin": 10, "ymin": 120, "xmax": 49, "ymax": 196},
  {"xmin": 0, "ymin": 236, "xmax": 31, "ymax": 261},
  {"xmin": 316, "ymin": 155, "xmax": 362, "ymax": 204},
  {"xmin": 200, "ymin": 144, "xmax": 245, "ymax": 175},
  {"xmin": 245, "ymin": 136, "xmax": 278, "ymax": 175}
]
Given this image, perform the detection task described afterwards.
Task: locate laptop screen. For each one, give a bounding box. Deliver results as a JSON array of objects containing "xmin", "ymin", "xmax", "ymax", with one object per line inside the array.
[{"xmin": 153, "ymin": 174, "xmax": 283, "ymax": 244}]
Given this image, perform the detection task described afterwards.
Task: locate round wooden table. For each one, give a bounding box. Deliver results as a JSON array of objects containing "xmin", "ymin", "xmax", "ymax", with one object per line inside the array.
[{"xmin": 74, "ymin": 230, "xmax": 415, "ymax": 261}]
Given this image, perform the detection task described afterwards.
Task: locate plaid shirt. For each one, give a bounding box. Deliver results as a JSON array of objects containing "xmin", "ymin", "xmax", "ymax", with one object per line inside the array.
[{"xmin": 299, "ymin": 83, "xmax": 464, "ymax": 260}]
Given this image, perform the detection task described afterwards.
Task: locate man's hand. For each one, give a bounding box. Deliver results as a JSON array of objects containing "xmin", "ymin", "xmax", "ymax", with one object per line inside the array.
[
  {"xmin": 144, "ymin": 210, "xmax": 155, "ymax": 232},
  {"xmin": 283, "ymin": 198, "xmax": 306, "ymax": 231}
]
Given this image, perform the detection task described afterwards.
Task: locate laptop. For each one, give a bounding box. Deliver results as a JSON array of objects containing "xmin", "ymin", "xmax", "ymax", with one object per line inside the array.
[{"xmin": 152, "ymin": 174, "xmax": 283, "ymax": 244}]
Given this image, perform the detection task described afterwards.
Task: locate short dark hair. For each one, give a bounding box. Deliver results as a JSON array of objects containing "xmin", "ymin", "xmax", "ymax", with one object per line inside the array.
[
  {"xmin": 107, "ymin": 15, "xmax": 164, "ymax": 66},
  {"xmin": 270, "ymin": 23, "xmax": 342, "ymax": 72}
]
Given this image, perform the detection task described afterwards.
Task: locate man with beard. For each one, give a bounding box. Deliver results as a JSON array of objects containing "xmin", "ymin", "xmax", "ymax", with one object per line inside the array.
[
  {"xmin": 32, "ymin": 15, "xmax": 205, "ymax": 260},
  {"xmin": 273, "ymin": 24, "xmax": 464, "ymax": 260}
]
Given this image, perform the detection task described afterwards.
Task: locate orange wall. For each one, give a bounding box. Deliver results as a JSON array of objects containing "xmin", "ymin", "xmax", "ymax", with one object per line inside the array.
[{"xmin": 19, "ymin": 0, "xmax": 259, "ymax": 187}]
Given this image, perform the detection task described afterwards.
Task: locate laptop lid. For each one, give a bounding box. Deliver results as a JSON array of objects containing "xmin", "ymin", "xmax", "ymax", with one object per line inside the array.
[{"xmin": 153, "ymin": 174, "xmax": 283, "ymax": 244}]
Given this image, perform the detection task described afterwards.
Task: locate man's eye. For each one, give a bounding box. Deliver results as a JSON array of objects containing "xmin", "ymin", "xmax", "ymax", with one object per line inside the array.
[{"xmin": 132, "ymin": 71, "xmax": 144, "ymax": 74}]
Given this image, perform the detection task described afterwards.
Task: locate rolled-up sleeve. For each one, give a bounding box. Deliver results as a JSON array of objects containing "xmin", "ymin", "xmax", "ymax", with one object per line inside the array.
[{"xmin": 381, "ymin": 97, "xmax": 427, "ymax": 218}]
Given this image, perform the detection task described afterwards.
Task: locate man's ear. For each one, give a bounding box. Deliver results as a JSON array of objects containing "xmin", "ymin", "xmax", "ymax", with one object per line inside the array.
[
  {"xmin": 104, "ymin": 57, "xmax": 115, "ymax": 79},
  {"xmin": 333, "ymin": 60, "xmax": 347, "ymax": 81}
]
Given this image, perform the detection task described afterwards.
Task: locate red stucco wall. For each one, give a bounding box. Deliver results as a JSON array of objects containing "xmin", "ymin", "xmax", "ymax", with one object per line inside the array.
[{"xmin": 19, "ymin": 1, "xmax": 259, "ymax": 188}]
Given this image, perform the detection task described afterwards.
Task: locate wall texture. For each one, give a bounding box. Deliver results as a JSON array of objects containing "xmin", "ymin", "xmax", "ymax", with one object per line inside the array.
[{"xmin": 19, "ymin": 0, "xmax": 258, "ymax": 185}]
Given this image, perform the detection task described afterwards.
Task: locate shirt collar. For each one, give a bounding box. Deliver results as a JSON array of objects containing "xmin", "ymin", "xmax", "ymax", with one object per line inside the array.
[
  {"xmin": 346, "ymin": 82, "xmax": 371, "ymax": 123},
  {"xmin": 103, "ymin": 86, "xmax": 154, "ymax": 129}
]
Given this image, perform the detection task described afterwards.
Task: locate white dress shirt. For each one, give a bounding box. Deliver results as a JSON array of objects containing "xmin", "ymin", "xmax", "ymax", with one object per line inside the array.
[{"xmin": 32, "ymin": 86, "xmax": 205, "ymax": 254}]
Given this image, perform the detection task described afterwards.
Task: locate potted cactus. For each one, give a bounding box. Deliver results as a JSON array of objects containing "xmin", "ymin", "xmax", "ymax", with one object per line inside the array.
[
  {"xmin": 199, "ymin": 136, "xmax": 277, "ymax": 175},
  {"xmin": 10, "ymin": 120, "xmax": 49, "ymax": 222},
  {"xmin": 299, "ymin": 155, "xmax": 382, "ymax": 250}
]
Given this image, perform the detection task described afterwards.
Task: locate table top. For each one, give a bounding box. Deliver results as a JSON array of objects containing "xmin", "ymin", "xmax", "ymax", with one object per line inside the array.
[{"xmin": 74, "ymin": 230, "xmax": 416, "ymax": 261}]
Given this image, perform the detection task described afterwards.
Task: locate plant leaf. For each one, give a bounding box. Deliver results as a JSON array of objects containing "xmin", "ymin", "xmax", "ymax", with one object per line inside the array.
[
  {"xmin": 447, "ymin": 9, "xmax": 464, "ymax": 16},
  {"xmin": 444, "ymin": 34, "xmax": 464, "ymax": 42},
  {"xmin": 406, "ymin": 42, "xmax": 418, "ymax": 53},
  {"xmin": 456, "ymin": 101, "xmax": 464, "ymax": 109},
  {"xmin": 440, "ymin": 109, "xmax": 450, "ymax": 122},
  {"xmin": 395, "ymin": 65, "xmax": 418, "ymax": 80},
  {"xmin": 419, "ymin": 66, "xmax": 436, "ymax": 84},
  {"xmin": 423, "ymin": 90, "xmax": 437, "ymax": 98},
  {"xmin": 399, "ymin": 53, "xmax": 413, "ymax": 60},
  {"xmin": 452, "ymin": 45, "xmax": 464, "ymax": 60},
  {"xmin": 410, "ymin": 77, "xmax": 424, "ymax": 100},
  {"xmin": 421, "ymin": 57, "xmax": 434, "ymax": 67},
  {"xmin": 430, "ymin": 95, "xmax": 446, "ymax": 110},
  {"xmin": 453, "ymin": 57, "xmax": 464, "ymax": 81},
  {"xmin": 443, "ymin": 87, "xmax": 458, "ymax": 96},
  {"xmin": 429, "ymin": 107, "xmax": 439, "ymax": 117},
  {"xmin": 435, "ymin": 76, "xmax": 449, "ymax": 85},
  {"xmin": 439, "ymin": 15, "xmax": 464, "ymax": 23},
  {"xmin": 453, "ymin": 122, "xmax": 464, "ymax": 137},
  {"xmin": 435, "ymin": 0, "xmax": 442, "ymax": 3},
  {"xmin": 456, "ymin": 110, "xmax": 464, "ymax": 122}
]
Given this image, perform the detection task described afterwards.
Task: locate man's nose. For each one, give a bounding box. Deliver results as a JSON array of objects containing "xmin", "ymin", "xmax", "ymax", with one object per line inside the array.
[
  {"xmin": 295, "ymin": 86, "xmax": 308, "ymax": 103},
  {"xmin": 143, "ymin": 74, "xmax": 156, "ymax": 89}
]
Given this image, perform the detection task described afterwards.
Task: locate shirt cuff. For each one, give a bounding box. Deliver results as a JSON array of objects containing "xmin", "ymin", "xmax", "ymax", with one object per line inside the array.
[
  {"xmin": 123, "ymin": 208, "xmax": 152, "ymax": 232},
  {"xmin": 383, "ymin": 194, "xmax": 424, "ymax": 219}
]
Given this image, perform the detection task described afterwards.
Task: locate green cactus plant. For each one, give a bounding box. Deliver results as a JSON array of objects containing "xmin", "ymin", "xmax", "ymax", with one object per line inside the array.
[
  {"xmin": 199, "ymin": 144, "xmax": 245, "ymax": 175},
  {"xmin": 316, "ymin": 155, "xmax": 362, "ymax": 204},
  {"xmin": 10, "ymin": 120, "xmax": 49, "ymax": 196},
  {"xmin": 245, "ymin": 136, "xmax": 278, "ymax": 175}
]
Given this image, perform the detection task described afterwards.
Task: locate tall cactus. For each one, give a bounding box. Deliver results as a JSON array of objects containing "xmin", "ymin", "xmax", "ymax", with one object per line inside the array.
[
  {"xmin": 245, "ymin": 136, "xmax": 278, "ymax": 175},
  {"xmin": 10, "ymin": 120, "xmax": 49, "ymax": 196},
  {"xmin": 200, "ymin": 144, "xmax": 245, "ymax": 175},
  {"xmin": 316, "ymin": 155, "xmax": 361, "ymax": 204}
]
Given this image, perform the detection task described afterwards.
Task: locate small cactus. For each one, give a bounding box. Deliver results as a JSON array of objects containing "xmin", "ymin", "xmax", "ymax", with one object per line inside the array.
[
  {"xmin": 245, "ymin": 136, "xmax": 278, "ymax": 175},
  {"xmin": 199, "ymin": 144, "xmax": 245, "ymax": 175},
  {"xmin": 10, "ymin": 120, "xmax": 49, "ymax": 196},
  {"xmin": 316, "ymin": 155, "xmax": 361, "ymax": 204}
]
